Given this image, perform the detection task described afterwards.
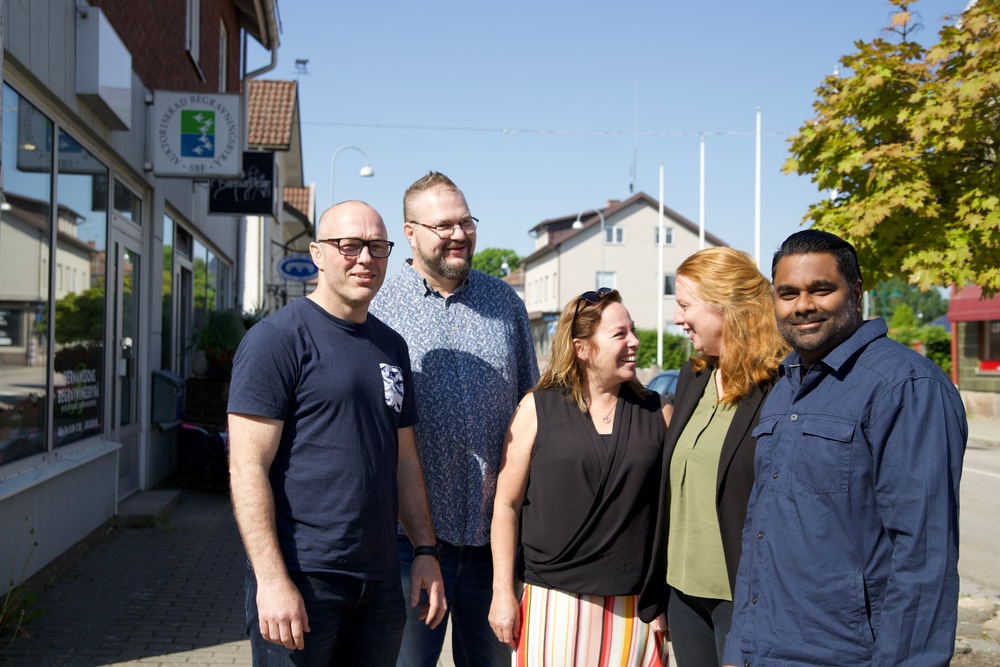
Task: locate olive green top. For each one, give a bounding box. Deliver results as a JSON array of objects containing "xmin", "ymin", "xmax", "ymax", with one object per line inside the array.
[{"xmin": 666, "ymin": 370, "xmax": 736, "ymax": 600}]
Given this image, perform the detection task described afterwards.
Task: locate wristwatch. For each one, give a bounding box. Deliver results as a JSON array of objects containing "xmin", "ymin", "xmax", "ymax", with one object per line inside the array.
[{"xmin": 413, "ymin": 543, "xmax": 442, "ymax": 561}]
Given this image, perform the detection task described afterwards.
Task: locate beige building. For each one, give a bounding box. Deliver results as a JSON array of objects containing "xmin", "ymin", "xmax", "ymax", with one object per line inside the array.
[{"xmin": 521, "ymin": 192, "xmax": 725, "ymax": 361}]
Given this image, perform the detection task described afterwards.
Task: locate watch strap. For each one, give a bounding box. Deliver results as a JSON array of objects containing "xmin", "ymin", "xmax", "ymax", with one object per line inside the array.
[{"xmin": 413, "ymin": 544, "xmax": 442, "ymax": 561}]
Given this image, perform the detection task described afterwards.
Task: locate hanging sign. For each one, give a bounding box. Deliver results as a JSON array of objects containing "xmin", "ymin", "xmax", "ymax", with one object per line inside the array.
[
  {"xmin": 151, "ymin": 91, "xmax": 241, "ymax": 177},
  {"xmin": 276, "ymin": 255, "xmax": 319, "ymax": 282},
  {"xmin": 208, "ymin": 151, "xmax": 276, "ymax": 215}
]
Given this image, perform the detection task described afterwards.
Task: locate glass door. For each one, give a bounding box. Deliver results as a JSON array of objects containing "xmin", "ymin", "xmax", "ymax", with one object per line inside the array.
[{"xmin": 111, "ymin": 230, "xmax": 142, "ymax": 497}]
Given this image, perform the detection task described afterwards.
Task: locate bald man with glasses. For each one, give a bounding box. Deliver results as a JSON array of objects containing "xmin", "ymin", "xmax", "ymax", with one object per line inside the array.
[
  {"xmin": 229, "ymin": 201, "xmax": 445, "ymax": 667},
  {"xmin": 371, "ymin": 173, "xmax": 538, "ymax": 667}
]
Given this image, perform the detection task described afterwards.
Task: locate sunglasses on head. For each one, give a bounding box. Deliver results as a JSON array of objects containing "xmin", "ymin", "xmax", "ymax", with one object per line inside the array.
[{"xmin": 571, "ymin": 287, "xmax": 615, "ymax": 336}]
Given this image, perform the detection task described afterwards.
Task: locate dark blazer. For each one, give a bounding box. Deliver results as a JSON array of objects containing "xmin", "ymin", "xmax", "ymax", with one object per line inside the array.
[{"xmin": 639, "ymin": 359, "xmax": 774, "ymax": 622}]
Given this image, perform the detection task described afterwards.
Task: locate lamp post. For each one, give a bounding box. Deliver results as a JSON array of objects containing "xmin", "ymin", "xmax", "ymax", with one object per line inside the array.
[
  {"xmin": 571, "ymin": 208, "xmax": 607, "ymax": 287},
  {"xmin": 329, "ymin": 145, "xmax": 374, "ymax": 208}
]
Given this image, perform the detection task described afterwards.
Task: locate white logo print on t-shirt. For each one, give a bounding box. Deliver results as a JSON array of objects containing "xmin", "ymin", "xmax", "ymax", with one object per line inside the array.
[{"xmin": 380, "ymin": 363, "xmax": 404, "ymax": 412}]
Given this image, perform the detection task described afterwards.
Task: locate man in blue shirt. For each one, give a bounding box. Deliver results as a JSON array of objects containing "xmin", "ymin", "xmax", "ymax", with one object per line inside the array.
[
  {"xmin": 723, "ymin": 230, "xmax": 967, "ymax": 667},
  {"xmin": 370, "ymin": 172, "xmax": 538, "ymax": 667},
  {"xmin": 228, "ymin": 201, "xmax": 446, "ymax": 666}
]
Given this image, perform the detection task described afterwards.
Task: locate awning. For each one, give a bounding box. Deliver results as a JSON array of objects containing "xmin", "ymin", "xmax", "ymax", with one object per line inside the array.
[{"xmin": 947, "ymin": 285, "xmax": 1000, "ymax": 322}]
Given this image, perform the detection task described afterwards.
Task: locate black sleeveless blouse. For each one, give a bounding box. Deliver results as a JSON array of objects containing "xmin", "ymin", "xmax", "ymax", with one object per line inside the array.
[{"xmin": 519, "ymin": 384, "xmax": 664, "ymax": 596}]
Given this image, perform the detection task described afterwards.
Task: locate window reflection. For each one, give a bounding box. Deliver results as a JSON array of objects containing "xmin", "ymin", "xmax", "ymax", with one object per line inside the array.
[
  {"xmin": 0, "ymin": 85, "xmax": 52, "ymax": 464},
  {"xmin": 53, "ymin": 129, "xmax": 107, "ymax": 447}
]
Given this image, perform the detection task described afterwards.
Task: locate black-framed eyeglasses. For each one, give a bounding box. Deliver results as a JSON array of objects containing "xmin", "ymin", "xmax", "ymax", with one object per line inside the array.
[
  {"xmin": 408, "ymin": 217, "xmax": 478, "ymax": 238},
  {"xmin": 317, "ymin": 237, "xmax": 395, "ymax": 258},
  {"xmin": 571, "ymin": 287, "xmax": 616, "ymax": 336}
]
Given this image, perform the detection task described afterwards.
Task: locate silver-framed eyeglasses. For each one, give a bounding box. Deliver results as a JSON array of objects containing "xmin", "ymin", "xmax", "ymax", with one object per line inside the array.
[
  {"xmin": 409, "ymin": 217, "xmax": 478, "ymax": 238},
  {"xmin": 317, "ymin": 237, "xmax": 394, "ymax": 258}
]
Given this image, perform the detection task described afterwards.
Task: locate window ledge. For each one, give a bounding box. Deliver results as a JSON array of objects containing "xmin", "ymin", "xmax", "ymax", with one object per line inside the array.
[{"xmin": 0, "ymin": 440, "xmax": 121, "ymax": 503}]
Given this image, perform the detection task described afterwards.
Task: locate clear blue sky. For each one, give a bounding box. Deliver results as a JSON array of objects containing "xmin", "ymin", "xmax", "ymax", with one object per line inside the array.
[{"xmin": 251, "ymin": 0, "xmax": 963, "ymax": 277}]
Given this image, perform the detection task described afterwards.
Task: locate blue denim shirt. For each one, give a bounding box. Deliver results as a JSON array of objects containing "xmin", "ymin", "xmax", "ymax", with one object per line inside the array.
[
  {"xmin": 723, "ymin": 319, "xmax": 967, "ymax": 667},
  {"xmin": 370, "ymin": 262, "xmax": 538, "ymax": 546}
]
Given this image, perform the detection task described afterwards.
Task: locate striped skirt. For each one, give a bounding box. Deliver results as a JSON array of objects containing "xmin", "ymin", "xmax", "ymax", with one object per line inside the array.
[{"xmin": 514, "ymin": 583, "xmax": 668, "ymax": 667}]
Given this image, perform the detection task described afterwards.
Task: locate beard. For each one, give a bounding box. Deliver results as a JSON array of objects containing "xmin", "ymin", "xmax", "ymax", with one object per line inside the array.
[
  {"xmin": 777, "ymin": 297, "xmax": 862, "ymax": 362},
  {"xmin": 416, "ymin": 243, "xmax": 472, "ymax": 281}
]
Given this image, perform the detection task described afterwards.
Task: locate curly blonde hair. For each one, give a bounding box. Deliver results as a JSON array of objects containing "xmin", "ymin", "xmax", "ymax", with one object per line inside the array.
[
  {"xmin": 535, "ymin": 289, "xmax": 647, "ymax": 412},
  {"xmin": 677, "ymin": 247, "xmax": 789, "ymax": 404}
]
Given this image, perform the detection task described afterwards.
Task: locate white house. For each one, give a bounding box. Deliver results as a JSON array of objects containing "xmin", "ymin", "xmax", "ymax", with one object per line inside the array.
[{"xmin": 521, "ymin": 192, "xmax": 725, "ymax": 361}]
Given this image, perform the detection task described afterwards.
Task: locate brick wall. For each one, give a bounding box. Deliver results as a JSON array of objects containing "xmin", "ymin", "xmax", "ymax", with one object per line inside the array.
[{"xmin": 88, "ymin": 0, "xmax": 242, "ymax": 92}]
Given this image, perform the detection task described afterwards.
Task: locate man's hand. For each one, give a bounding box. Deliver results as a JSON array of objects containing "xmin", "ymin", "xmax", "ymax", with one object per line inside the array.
[
  {"xmin": 409, "ymin": 554, "xmax": 447, "ymax": 629},
  {"xmin": 256, "ymin": 576, "xmax": 310, "ymax": 650}
]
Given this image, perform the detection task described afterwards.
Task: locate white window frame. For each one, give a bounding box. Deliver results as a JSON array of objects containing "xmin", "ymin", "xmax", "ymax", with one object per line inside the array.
[
  {"xmin": 596, "ymin": 271, "xmax": 617, "ymax": 290},
  {"xmin": 219, "ymin": 18, "xmax": 228, "ymax": 92},
  {"xmin": 655, "ymin": 226, "xmax": 674, "ymax": 246},
  {"xmin": 605, "ymin": 225, "xmax": 625, "ymax": 245}
]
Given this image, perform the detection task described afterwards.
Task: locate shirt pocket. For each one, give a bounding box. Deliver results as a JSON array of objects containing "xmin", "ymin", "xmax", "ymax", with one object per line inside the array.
[
  {"xmin": 792, "ymin": 416, "xmax": 855, "ymax": 494},
  {"xmin": 751, "ymin": 416, "xmax": 779, "ymax": 475}
]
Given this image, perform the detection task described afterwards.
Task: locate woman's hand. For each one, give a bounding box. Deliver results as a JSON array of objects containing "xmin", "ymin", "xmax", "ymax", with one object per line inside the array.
[
  {"xmin": 650, "ymin": 612, "xmax": 669, "ymax": 640},
  {"xmin": 489, "ymin": 588, "xmax": 521, "ymax": 648}
]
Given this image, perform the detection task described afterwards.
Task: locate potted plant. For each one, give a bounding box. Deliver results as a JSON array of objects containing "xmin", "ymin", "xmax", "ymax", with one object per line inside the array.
[{"xmin": 194, "ymin": 309, "xmax": 247, "ymax": 378}]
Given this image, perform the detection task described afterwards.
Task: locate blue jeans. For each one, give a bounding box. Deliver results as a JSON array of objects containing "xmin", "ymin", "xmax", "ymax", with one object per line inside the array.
[
  {"xmin": 666, "ymin": 587, "xmax": 734, "ymax": 667},
  {"xmin": 396, "ymin": 535, "xmax": 510, "ymax": 667},
  {"xmin": 245, "ymin": 564, "xmax": 406, "ymax": 666}
]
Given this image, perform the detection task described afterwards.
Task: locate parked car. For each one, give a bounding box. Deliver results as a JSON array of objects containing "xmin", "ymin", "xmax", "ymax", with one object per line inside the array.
[{"xmin": 646, "ymin": 370, "xmax": 680, "ymax": 397}]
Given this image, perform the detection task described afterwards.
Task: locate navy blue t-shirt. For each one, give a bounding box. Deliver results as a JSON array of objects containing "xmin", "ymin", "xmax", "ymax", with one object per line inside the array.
[{"xmin": 228, "ymin": 297, "xmax": 417, "ymax": 579}]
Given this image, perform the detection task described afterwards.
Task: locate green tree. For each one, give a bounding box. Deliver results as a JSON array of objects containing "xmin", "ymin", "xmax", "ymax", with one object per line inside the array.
[
  {"xmin": 889, "ymin": 302, "xmax": 918, "ymax": 328},
  {"xmin": 472, "ymin": 248, "xmax": 520, "ymax": 278},
  {"xmin": 868, "ymin": 277, "xmax": 948, "ymax": 324},
  {"xmin": 635, "ymin": 330, "xmax": 690, "ymax": 370},
  {"xmin": 54, "ymin": 286, "xmax": 105, "ymax": 344},
  {"xmin": 784, "ymin": 0, "xmax": 1000, "ymax": 293}
]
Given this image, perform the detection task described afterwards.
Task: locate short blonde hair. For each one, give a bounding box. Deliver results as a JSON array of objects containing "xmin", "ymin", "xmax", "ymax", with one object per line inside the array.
[
  {"xmin": 677, "ymin": 247, "xmax": 789, "ymax": 403},
  {"xmin": 403, "ymin": 171, "xmax": 462, "ymax": 223},
  {"xmin": 535, "ymin": 289, "xmax": 646, "ymax": 412}
]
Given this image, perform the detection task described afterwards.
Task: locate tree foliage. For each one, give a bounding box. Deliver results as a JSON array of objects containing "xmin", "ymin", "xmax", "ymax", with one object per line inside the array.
[
  {"xmin": 785, "ymin": 0, "xmax": 1000, "ymax": 294},
  {"xmin": 472, "ymin": 248, "xmax": 520, "ymax": 278},
  {"xmin": 635, "ymin": 330, "xmax": 690, "ymax": 370},
  {"xmin": 54, "ymin": 286, "xmax": 105, "ymax": 344},
  {"xmin": 869, "ymin": 276, "xmax": 949, "ymax": 323}
]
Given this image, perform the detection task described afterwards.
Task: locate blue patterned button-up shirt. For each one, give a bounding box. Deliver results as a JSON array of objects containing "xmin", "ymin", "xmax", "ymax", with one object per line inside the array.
[{"xmin": 370, "ymin": 262, "xmax": 538, "ymax": 546}]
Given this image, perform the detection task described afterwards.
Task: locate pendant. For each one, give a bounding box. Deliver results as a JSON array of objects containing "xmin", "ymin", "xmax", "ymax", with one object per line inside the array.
[{"xmin": 602, "ymin": 415, "xmax": 611, "ymax": 424}]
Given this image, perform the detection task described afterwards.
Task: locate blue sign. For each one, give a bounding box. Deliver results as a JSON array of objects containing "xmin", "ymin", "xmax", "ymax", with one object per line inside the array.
[{"xmin": 277, "ymin": 255, "xmax": 318, "ymax": 282}]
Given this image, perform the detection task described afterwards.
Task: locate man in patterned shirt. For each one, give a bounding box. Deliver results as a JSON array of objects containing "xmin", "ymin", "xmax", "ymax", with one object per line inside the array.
[{"xmin": 371, "ymin": 172, "xmax": 539, "ymax": 667}]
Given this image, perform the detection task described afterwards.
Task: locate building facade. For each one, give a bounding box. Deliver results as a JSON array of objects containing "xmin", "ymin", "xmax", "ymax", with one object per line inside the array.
[
  {"xmin": 0, "ymin": 0, "xmax": 279, "ymax": 583},
  {"xmin": 948, "ymin": 285, "xmax": 1000, "ymax": 419},
  {"xmin": 521, "ymin": 193, "xmax": 725, "ymax": 361}
]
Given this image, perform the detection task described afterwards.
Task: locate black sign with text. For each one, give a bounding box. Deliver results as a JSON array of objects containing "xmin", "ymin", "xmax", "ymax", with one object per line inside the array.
[{"xmin": 208, "ymin": 151, "xmax": 276, "ymax": 215}]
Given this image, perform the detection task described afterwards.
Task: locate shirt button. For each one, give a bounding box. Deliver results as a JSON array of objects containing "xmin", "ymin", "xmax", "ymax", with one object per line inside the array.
[
  {"xmin": 772, "ymin": 471, "xmax": 779, "ymax": 479},
  {"xmin": 790, "ymin": 414, "xmax": 798, "ymax": 422},
  {"xmin": 744, "ymin": 662, "xmax": 750, "ymax": 667},
  {"xmin": 752, "ymin": 595, "xmax": 758, "ymax": 604},
  {"xmin": 757, "ymin": 531, "xmax": 764, "ymax": 539}
]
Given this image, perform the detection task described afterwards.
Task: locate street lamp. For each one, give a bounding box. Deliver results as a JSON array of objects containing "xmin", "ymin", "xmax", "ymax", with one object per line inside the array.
[
  {"xmin": 571, "ymin": 208, "xmax": 607, "ymax": 285},
  {"xmin": 329, "ymin": 145, "xmax": 374, "ymax": 208}
]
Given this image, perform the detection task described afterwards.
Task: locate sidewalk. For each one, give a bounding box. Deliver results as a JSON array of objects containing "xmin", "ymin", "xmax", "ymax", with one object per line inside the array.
[
  {"xmin": 968, "ymin": 417, "xmax": 1000, "ymax": 449},
  {"xmin": 2, "ymin": 458, "xmax": 998, "ymax": 666},
  {"xmin": 0, "ymin": 488, "xmax": 456, "ymax": 667}
]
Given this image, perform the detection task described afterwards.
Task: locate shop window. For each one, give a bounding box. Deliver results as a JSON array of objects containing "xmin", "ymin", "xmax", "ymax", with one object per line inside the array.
[
  {"xmin": 54, "ymin": 128, "xmax": 108, "ymax": 448},
  {"xmin": 0, "ymin": 84, "xmax": 52, "ymax": 465},
  {"xmin": 981, "ymin": 321, "xmax": 1000, "ymax": 373}
]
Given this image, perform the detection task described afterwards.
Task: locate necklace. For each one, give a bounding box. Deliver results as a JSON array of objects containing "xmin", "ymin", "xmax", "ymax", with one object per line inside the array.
[{"xmin": 586, "ymin": 398, "xmax": 616, "ymax": 424}]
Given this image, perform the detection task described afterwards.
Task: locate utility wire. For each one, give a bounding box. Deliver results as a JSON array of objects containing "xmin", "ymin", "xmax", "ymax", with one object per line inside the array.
[{"xmin": 301, "ymin": 120, "xmax": 792, "ymax": 137}]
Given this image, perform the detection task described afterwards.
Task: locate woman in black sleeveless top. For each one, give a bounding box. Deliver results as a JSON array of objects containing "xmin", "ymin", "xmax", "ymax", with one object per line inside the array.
[{"xmin": 488, "ymin": 289, "xmax": 672, "ymax": 666}]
